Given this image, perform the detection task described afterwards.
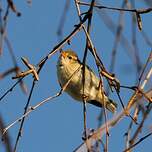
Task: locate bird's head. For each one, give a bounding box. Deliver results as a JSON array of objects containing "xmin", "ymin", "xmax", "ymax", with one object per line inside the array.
[{"xmin": 58, "ymin": 50, "xmax": 80, "ymax": 67}]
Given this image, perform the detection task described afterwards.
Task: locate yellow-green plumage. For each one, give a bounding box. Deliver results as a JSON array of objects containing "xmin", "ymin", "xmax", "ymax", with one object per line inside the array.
[{"xmin": 57, "ymin": 49, "xmax": 117, "ymax": 113}]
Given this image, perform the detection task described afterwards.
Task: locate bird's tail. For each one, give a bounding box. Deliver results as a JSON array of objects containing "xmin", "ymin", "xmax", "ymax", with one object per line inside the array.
[{"xmin": 106, "ymin": 98, "xmax": 117, "ymax": 113}]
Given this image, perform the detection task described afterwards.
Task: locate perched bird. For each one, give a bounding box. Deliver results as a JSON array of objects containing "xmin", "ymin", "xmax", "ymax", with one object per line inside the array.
[{"xmin": 57, "ymin": 49, "xmax": 117, "ymax": 113}]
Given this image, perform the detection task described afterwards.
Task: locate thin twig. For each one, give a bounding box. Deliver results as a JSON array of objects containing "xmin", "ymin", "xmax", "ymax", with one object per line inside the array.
[
  {"xmin": 139, "ymin": 50, "xmax": 152, "ymax": 87},
  {"xmin": 78, "ymin": 1, "xmax": 152, "ymax": 14},
  {"xmin": 109, "ymin": 0, "xmax": 126, "ymax": 74},
  {"xmin": 74, "ymin": 0, "xmax": 88, "ymax": 140},
  {"xmin": 0, "ymin": 79, "xmax": 22, "ymax": 102},
  {"xmin": 57, "ymin": 0, "xmax": 70, "ymax": 42},
  {"xmin": 0, "ymin": 67, "xmax": 19, "ymax": 79},
  {"xmin": 124, "ymin": 121, "xmax": 133, "ymax": 152},
  {"xmin": 74, "ymin": 1, "xmax": 95, "ymax": 151},
  {"xmin": 0, "ymin": 4, "xmax": 27, "ymax": 94},
  {"xmin": 13, "ymin": 80, "xmax": 36, "ymax": 152},
  {"xmin": 125, "ymin": 52, "xmax": 152, "ymax": 113},
  {"xmin": 124, "ymin": 132, "xmax": 152, "ymax": 152},
  {"xmin": 129, "ymin": 103, "xmax": 152, "ymax": 146},
  {"xmin": 7, "ymin": 0, "xmax": 21, "ymax": 16},
  {"xmin": 131, "ymin": 0, "xmax": 142, "ymax": 79},
  {"xmin": 0, "ymin": 115, "xmax": 12, "ymax": 152}
]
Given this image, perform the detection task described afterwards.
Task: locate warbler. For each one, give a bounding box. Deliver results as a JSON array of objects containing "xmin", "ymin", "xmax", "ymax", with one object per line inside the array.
[{"xmin": 57, "ymin": 49, "xmax": 117, "ymax": 113}]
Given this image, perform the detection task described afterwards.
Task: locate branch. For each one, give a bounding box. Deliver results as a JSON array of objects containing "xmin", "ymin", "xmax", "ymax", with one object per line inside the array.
[{"xmin": 78, "ymin": 1, "xmax": 152, "ymax": 14}]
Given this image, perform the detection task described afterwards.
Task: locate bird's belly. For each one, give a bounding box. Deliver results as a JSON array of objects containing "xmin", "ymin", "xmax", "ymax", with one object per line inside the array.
[
  {"xmin": 60, "ymin": 71, "xmax": 84, "ymax": 101},
  {"xmin": 57, "ymin": 65, "xmax": 100, "ymax": 102},
  {"xmin": 65, "ymin": 77, "xmax": 99, "ymax": 102}
]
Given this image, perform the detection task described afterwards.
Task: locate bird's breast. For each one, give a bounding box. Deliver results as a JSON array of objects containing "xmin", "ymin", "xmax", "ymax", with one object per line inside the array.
[{"xmin": 57, "ymin": 62, "xmax": 101, "ymax": 101}]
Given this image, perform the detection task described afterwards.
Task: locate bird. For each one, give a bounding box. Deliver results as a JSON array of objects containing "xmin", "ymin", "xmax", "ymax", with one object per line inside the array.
[{"xmin": 57, "ymin": 49, "xmax": 117, "ymax": 113}]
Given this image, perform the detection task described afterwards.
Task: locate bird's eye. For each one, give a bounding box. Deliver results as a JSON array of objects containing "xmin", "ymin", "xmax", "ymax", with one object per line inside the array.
[{"xmin": 68, "ymin": 56, "xmax": 72, "ymax": 60}]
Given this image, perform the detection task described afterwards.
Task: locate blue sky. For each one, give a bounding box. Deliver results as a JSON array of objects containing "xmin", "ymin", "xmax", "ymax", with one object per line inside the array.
[{"xmin": 0, "ymin": 0, "xmax": 152, "ymax": 152}]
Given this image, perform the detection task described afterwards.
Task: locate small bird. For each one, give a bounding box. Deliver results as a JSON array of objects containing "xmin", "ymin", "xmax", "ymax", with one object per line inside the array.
[{"xmin": 57, "ymin": 49, "xmax": 117, "ymax": 113}]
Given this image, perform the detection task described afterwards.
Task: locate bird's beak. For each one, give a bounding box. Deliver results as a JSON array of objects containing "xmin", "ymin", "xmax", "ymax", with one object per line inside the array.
[{"xmin": 60, "ymin": 51, "xmax": 67, "ymax": 58}]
